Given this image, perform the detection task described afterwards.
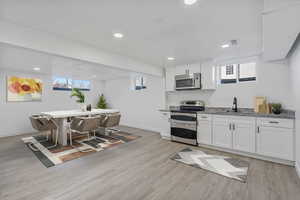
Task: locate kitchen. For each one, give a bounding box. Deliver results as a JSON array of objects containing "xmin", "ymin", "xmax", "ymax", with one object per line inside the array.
[{"xmin": 160, "ymin": 58, "xmax": 296, "ymax": 166}]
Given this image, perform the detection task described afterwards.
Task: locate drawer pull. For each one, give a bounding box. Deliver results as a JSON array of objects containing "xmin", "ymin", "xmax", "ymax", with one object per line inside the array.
[
  {"xmin": 269, "ymin": 121, "xmax": 279, "ymax": 124},
  {"xmin": 201, "ymin": 116, "xmax": 208, "ymax": 119}
]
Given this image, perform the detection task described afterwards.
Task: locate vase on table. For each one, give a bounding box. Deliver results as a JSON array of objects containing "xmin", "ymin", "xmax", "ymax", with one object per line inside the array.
[{"xmin": 79, "ymin": 103, "xmax": 87, "ymax": 112}]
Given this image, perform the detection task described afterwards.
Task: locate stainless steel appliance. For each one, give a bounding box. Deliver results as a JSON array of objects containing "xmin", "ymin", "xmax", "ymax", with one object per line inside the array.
[
  {"xmin": 170, "ymin": 100, "xmax": 205, "ymax": 145},
  {"xmin": 175, "ymin": 73, "xmax": 201, "ymax": 90}
]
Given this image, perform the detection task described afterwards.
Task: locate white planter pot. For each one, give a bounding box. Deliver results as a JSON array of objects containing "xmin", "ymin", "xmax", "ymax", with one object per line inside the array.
[{"xmin": 79, "ymin": 103, "xmax": 87, "ymax": 112}]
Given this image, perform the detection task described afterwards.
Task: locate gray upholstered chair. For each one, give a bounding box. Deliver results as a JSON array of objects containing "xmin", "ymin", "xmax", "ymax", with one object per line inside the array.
[
  {"xmin": 29, "ymin": 115, "xmax": 59, "ymax": 149},
  {"xmin": 69, "ymin": 116, "xmax": 100, "ymax": 148},
  {"xmin": 100, "ymin": 113, "xmax": 121, "ymax": 135}
]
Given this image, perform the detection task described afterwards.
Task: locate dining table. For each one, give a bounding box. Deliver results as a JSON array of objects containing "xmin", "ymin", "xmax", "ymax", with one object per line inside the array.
[{"xmin": 41, "ymin": 109, "xmax": 119, "ymax": 146}]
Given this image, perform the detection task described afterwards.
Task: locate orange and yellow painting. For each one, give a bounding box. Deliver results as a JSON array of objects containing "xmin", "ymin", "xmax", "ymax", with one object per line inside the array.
[{"xmin": 7, "ymin": 76, "xmax": 42, "ymax": 102}]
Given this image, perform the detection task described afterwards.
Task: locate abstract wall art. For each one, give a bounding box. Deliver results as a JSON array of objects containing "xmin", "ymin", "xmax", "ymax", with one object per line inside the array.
[{"xmin": 7, "ymin": 76, "xmax": 43, "ymax": 102}]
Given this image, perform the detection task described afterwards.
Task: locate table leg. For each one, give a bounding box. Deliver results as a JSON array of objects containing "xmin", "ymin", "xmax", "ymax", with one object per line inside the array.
[{"xmin": 55, "ymin": 118, "xmax": 68, "ymax": 146}]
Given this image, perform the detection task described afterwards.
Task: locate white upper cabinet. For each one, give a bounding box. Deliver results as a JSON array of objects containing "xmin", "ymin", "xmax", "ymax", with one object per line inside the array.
[
  {"xmin": 200, "ymin": 61, "xmax": 216, "ymax": 90},
  {"xmin": 165, "ymin": 67, "xmax": 175, "ymax": 92},
  {"xmin": 175, "ymin": 63, "xmax": 200, "ymax": 75},
  {"xmin": 189, "ymin": 63, "xmax": 201, "ymax": 74}
]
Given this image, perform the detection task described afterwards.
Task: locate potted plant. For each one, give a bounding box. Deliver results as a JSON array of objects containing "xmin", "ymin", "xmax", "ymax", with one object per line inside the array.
[
  {"xmin": 71, "ymin": 88, "xmax": 86, "ymax": 111},
  {"xmin": 97, "ymin": 94, "xmax": 107, "ymax": 109},
  {"xmin": 271, "ymin": 103, "xmax": 282, "ymax": 115}
]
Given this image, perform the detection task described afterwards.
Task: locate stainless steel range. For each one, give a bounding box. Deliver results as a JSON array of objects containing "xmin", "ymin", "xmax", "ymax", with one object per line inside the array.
[{"xmin": 170, "ymin": 100, "xmax": 205, "ymax": 145}]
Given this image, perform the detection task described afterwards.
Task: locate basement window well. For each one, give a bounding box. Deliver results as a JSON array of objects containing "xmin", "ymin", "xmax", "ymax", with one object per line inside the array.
[{"xmin": 220, "ymin": 62, "xmax": 256, "ymax": 84}]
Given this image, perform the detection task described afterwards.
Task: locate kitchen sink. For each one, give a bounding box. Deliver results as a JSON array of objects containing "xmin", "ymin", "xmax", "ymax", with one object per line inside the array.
[{"xmin": 216, "ymin": 109, "xmax": 254, "ymax": 114}]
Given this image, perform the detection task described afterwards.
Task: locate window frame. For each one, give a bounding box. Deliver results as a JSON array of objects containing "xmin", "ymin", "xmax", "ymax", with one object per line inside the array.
[
  {"xmin": 134, "ymin": 76, "xmax": 147, "ymax": 91},
  {"xmin": 219, "ymin": 62, "xmax": 256, "ymax": 85},
  {"xmin": 220, "ymin": 64, "xmax": 238, "ymax": 84}
]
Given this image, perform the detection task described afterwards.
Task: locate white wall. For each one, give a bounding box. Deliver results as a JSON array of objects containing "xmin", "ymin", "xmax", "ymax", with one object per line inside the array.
[
  {"xmin": 289, "ymin": 40, "xmax": 300, "ymax": 170},
  {"xmin": 0, "ymin": 48, "xmax": 105, "ymax": 137},
  {"xmin": 167, "ymin": 58, "xmax": 292, "ymax": 109},
  {"xmin": 104, "ymin": 75, "xmax": 165, "ymax": 133}
]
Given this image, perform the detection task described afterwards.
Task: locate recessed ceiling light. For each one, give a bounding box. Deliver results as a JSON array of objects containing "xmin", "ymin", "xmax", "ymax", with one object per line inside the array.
[
  {"xmin": 113, "ymin": 33, "xmax": 124, "ymax": 39},
  {"xmin": 33, "ymin": 67, "xmax": 40, "ymax": 71},
  {"xmin": 221, "ymin": 44, "xmax": 230, "ymax": 49},
  {"xmin": 184, "ymin": 0, "xmax": 198, "ymax": 5},
  {"xmin": 221, "ymin": 40, "xmax": 238, "ymax": 49},
  {"xmin": 167, "ymin": 57, "xmax": 175, "ymax": 61}
]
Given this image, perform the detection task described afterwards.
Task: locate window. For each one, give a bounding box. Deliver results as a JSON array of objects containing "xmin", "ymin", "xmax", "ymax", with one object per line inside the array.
[
  {"xmin": 220, "ymin": 62, "xmax": 256, "ymax": 84},
  {"xmin": 238, "ymin": 62, "xmax": 256, "ymax": 82},
  {"xmin": 72, "ymin": 80, "xmax": 91, "ymax": 91},
  {"xmin": 226, "ymin": 65, "xmax": 234, "ymax": 75},
  {"xmin": 52, "ymin": 77, "xmax": 91, "ymax": 91},
  {"xmin": 134, "ymin": 76, "xmax": 147, "ymax": 90},
  {"xmin": 220, "ymin": 64, "xmax": 237, "ymax": 84}
]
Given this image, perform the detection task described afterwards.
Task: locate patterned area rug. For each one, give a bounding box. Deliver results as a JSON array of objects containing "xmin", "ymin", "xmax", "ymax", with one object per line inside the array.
[
  {"xmin": 22, "ymin": 131, "xmax": 140, "ymax": 168},
  {"xmin": 171, "ymin": 148, "xmax": 249, "ymax": 183}
]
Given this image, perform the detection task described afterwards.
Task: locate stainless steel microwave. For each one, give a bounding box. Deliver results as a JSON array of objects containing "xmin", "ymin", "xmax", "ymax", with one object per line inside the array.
[{"xmin": 175, "ymin": 73, "xmax": 201, "ymax": 90}]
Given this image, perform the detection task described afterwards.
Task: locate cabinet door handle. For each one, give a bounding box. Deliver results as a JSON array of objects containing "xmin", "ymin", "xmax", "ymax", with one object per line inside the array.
[
  {"xmin": 257, "ymin": 126, "xmax": 260, "ymax": 134},
  {"xmin": 233, "ymin": 124, "xmax": 235, "ymax": 131},
  {"xmin": 229, "ymin": 123, "xmax": 232, "ymax": 130}
]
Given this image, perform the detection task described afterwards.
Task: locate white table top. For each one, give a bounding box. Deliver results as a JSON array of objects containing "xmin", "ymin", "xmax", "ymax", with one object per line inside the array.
[{"xmin": 41, "ymin": 109, "xmax": 119, "ymax": 118}]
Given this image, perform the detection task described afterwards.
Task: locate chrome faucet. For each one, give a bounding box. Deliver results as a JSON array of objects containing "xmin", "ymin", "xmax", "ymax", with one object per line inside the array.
[{"xmin": 232, "ymin": 97, "xmax": 238, "ymax": 112}]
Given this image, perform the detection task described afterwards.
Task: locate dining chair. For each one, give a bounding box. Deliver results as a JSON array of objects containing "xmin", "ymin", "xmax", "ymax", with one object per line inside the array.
[
  {"xmin": 69, "ymin": 116, "xmax": 101, "ymax": 151},
  {"xmin": 100, "ymin": 113, "xmax": 121, "ymax": 136},
  {"xmin": 29, "ymin": 115, "xmax": 59, "ymax": 150}
]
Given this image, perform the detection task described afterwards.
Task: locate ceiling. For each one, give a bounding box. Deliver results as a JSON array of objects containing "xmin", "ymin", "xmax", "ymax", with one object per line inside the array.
[
  {"xmin": 0, "ymin": 0, "xmax": 263, "ymax": 67},
  {"xmin": 0, "ymin": 43, "xmax": 131, "ymax": 81}
]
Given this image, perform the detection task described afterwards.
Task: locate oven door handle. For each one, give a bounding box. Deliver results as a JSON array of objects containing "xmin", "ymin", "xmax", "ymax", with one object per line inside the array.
[{"xmin": 171, "ymin": 119, "xmax": 197, "ymax": 125}]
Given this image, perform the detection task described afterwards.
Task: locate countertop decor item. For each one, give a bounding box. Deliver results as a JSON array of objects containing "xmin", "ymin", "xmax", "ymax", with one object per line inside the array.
[
  {"xmin": 97, "ymin": 94, "xmax": 107, "ymax": 109},
  {"xmin": 271, "ymin": 103, "xmax": 282, "ymax": 115},
  {"xmin": 254, "ymin": 96, "xmax": 266, "ymax": 113}
]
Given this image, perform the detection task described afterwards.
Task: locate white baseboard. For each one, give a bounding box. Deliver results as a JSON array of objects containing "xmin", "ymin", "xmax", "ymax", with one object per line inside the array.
[{"xmin": 296, "ymin": 161, "xmax": 300, "ymax": 180}]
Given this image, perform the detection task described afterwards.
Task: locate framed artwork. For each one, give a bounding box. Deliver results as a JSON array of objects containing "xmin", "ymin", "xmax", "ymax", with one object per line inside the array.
[{"xmin": 7, "ymin": 76, "xmax": 43, "ymax": 102}]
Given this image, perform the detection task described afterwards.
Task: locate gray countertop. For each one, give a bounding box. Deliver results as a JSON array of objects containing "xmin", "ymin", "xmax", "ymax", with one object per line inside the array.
[{"xmin": 159, "ymin": 107, "xmax": 295, "ymax": 119}]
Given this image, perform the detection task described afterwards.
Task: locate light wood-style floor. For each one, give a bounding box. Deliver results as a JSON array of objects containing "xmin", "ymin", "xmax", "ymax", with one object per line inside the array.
[{"xmin": 1, "ymin": 126, "xmax": 300, "ymax": 200}]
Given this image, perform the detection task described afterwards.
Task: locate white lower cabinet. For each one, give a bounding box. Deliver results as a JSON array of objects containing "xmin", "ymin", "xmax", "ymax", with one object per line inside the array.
[
  {"xmin": 212, "ymin": 116, "xmax": 256, "ymax": 152},
  {"xmin": 213, "ymin": 117, "xmax": 232, "ymax": 148},
  {"xmin": 159, "ymin": 112, "xmax": 171, "ymax": 139},
  {"xmin": 197, "ymin": 114, "xmax": 212, "ymax": 145},
  {"xmin": 232, "ymin": 117, "xmax": 256, "ymax": 153},
  {"xmin": 256, "ymin": 118, "xmax": 294, "ymax": 161}
]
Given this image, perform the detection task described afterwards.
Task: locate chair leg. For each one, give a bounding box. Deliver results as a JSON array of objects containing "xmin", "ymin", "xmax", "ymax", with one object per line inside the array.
[{"xmin": 70, "ymin": 132, "xmax": 73, "ymax": 146}]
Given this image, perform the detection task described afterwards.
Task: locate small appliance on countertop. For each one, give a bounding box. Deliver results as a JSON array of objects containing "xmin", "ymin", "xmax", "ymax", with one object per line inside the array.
[{"xmin": 170, "ymin": 100, "xmax": 205, "ymax": 145}]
